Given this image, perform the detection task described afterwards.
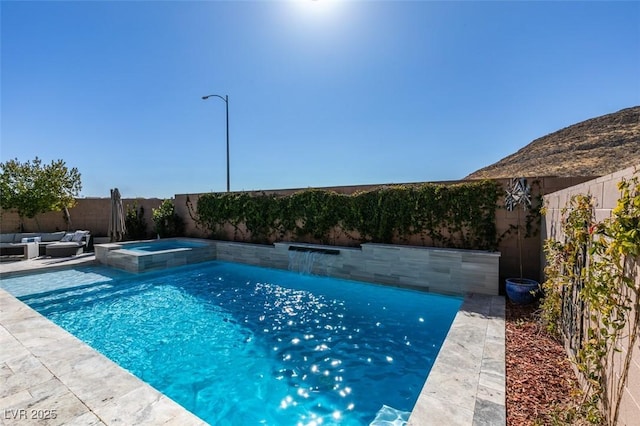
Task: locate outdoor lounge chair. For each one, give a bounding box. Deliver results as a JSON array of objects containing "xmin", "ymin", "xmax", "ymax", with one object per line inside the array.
[{"xmin": 45, "ymin": 231, "xmax": 92, "ymax": 257}]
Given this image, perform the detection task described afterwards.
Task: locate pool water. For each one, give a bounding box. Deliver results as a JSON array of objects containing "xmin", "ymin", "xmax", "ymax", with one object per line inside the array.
[{"xmin": 6, "ymin": 261, "xmax": 461, "ymax": 425}]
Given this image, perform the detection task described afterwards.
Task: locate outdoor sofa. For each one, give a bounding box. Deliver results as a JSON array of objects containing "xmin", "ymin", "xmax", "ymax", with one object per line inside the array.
[
  {"xmin": 45, "ymin": 231, "xmax": 92, "ymax": 257},
  {"xmin": 0, "ymin": 231, "xmax": 92, "ymax": 258}
]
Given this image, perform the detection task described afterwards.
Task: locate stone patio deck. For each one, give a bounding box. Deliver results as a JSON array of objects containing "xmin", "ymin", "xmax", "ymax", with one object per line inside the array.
[{"xmin": 1, "ymin": 255, "xmax": 505, "ymax": 425}]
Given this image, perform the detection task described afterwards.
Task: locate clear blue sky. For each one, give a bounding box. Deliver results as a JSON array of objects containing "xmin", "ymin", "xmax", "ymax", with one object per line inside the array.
[{"xmin": 2, "ymin": 1, "xmax": 639, "ymax": 199}]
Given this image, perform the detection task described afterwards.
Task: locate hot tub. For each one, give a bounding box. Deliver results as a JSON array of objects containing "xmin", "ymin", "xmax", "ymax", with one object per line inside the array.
[{"xmin": 95, "ymin": 238, "xmax": 216, "ymax": 272}]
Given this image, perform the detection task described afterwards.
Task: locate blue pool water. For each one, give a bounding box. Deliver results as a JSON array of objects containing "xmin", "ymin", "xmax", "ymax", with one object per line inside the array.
[
  {"xmin": 123, "ymin": 239, "xmax": 207, "ymax": 252},
  {"xmin": 4, "ymin": 261, "xmax": 461, "ymax": 425}
]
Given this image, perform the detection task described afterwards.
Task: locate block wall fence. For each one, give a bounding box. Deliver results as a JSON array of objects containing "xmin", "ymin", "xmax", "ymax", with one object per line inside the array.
[
  {"xmin": 0, "ymin": 198, "xmax": 163, "ymax": 239},
  {"xmin": 173, "ymin": 176, "xmax": 593, "ymax": 285},
  {"xmin": 543, "ymin": 165, "xmax": 640, "ymax": 425},
  {"xmin": 1, "ymin": 177, "xmax": 592, "ymax": 284}
]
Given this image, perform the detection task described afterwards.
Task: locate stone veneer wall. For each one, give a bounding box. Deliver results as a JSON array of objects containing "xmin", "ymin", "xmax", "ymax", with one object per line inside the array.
[
  {"xmin": 95, "ymin": 238, "xmax": 499, "ymax": 294},
  {"xmin": 543, "ymin": 164, "xmax": 640, "ymax": 425},
  {"xmin": 95, "ymin": 239, "xmax": 217, "ymax": 273},
  {"xmin": 216, "ymin": 241, "xmax": 500, "ymax": 296}
]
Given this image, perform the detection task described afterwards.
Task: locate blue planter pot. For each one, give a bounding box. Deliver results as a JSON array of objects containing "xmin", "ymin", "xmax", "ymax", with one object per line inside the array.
[{"xmin": 506, "ymin": 278, "xmax": 540, "ymax": 304}]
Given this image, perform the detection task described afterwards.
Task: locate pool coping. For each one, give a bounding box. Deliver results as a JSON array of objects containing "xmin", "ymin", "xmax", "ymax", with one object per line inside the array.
[
  {"xmin": 0, "ymin": 258, "xmax": 505, "ymax": 425},
  {"xmin": 408, "ymin": 293, "xmax": 506, "ymax": 425},
  {"xmin": 0, "ymin": 286, "xmax": 207, "ymax": 425}
]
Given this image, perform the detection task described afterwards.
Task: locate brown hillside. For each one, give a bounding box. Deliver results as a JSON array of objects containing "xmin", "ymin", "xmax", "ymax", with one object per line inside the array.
[{"xmin": 466, "ymin": 106, "xmax": 640, "ymax": 179}]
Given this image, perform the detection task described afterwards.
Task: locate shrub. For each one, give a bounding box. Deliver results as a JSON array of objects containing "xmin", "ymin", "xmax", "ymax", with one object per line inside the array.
[
  {"xmin": 125, "ymin": 202, "xmax": 147, "ymax": 240},
  {"xmin": 153, "ymin": 199, "xmax": 184, "ymax": 238}
]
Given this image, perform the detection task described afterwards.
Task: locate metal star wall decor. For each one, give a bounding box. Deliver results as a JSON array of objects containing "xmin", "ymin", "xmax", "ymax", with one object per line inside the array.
[{"xmin": 505, "ymin": 177, "xmax": 531, "ymax": 212}]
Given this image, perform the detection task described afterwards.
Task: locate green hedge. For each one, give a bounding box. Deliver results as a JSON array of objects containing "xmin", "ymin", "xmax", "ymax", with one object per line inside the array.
[{"xmin": 194, "ymin": 180, "xmax": 500, "ymax": 250}]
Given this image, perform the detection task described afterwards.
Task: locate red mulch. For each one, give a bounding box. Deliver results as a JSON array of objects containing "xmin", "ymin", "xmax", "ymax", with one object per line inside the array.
[{"xmin": 506, "ymin": 300, "xmax": 582, "ymax": 425}]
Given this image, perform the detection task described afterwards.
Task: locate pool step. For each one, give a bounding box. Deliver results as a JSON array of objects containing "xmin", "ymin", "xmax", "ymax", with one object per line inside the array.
[{"xmin": 21, "ymin": 281, "xmax": 151, "ymax": 316}]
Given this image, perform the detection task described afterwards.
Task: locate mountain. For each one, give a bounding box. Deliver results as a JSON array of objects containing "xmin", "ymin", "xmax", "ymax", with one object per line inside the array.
[{"xmin": 465, "ymin": 106, "xmax": 640, "ymax": 179}]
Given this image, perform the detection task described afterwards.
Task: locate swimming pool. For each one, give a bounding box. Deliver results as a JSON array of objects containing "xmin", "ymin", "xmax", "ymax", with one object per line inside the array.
[{"xmin": 4, "ymin": 261, "xmax": 462, "ymax": 425}]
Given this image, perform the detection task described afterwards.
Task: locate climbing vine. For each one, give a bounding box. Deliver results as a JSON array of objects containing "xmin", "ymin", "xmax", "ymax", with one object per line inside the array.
[
  {"xmin": 192, "ymin": 180, "xmax": 500, "ymax": 250},
  {"xmin": 541, "ymin": 173, "xmax": 640, "ymax": 425},
  {"xmin": 285, "ymin": 189, "xmax": 349, "ymax": 244}
]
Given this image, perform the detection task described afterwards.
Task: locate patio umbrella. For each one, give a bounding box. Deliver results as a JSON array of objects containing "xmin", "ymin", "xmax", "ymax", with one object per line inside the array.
[{"xmin": 108, "ymin": 188, "xmax": 126, "ymax": 242}]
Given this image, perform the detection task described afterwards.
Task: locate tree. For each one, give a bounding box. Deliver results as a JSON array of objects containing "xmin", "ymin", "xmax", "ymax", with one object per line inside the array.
[{"xmin": 0, "ymin": 157, "xmax": 82, "ymax": 229}]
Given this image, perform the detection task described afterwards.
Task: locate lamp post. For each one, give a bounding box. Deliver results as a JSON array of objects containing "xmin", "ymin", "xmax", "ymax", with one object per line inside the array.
[{"xmin": 202, "ymin": 94, "xmax": 230, "ymax": 192}]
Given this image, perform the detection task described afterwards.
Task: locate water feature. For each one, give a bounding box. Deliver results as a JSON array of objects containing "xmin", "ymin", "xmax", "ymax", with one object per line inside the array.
[{"xmin": 287, "ymin": 245, "xmax": 339, "ymax": 275}]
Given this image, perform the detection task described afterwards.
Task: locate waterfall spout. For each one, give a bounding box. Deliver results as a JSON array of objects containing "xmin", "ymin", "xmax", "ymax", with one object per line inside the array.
[{"xmin": 287, "ymin": 245, "xmax": 339, "ymax": 275}]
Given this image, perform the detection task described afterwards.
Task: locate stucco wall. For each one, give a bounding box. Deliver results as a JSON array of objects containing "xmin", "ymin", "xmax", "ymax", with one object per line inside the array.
[{"xmin": 543, "ymin": 165, "xmax": 640, "ymax": 425}]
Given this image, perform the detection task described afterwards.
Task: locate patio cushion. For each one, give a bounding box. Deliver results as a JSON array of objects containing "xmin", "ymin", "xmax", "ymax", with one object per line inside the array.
[
  {"xmin": 46, "ymin": 241, "xmax": 85, "ymax": 257},
  {"xmin": 72, "ymin": 231, "xmax": 89, "ymax": 242},
  {"xmin": 18, "ymin": 233, "xmax": 40, "ymax": 241},
  {"xmin": 48, "ymin": 242, "xmax": 83, "ymax": 248},
  {"xmin": 0, "ymin": 234, "xmax": 15, "ymax": 243},
  {"xmin": 41, "ymin": 231, "xmax": 66, "ymax": 242}
]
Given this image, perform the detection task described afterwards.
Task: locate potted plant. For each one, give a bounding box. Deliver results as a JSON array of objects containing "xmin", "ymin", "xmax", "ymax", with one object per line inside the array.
[{"xmin": 504, "ymin": 177, "xmax": 540, "ymax": 304}]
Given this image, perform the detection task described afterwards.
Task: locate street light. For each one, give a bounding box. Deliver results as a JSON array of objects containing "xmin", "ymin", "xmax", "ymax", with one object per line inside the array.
[{"xmin": 202, "ymin": 94, "xmax": 230, "ymax": 192}]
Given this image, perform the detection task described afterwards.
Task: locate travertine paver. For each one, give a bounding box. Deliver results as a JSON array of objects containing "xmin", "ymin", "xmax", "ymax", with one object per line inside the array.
[
  {"xmin": 0, "ymin": 281, "xmax": 206, "ymax": 426},
  {"xmin": 1, "ymin": 256, "xmax": 505, "ymax": 425},
  {"xmin": 408, "ymin": 293, "xmax": 506, "ymax": 425}
]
